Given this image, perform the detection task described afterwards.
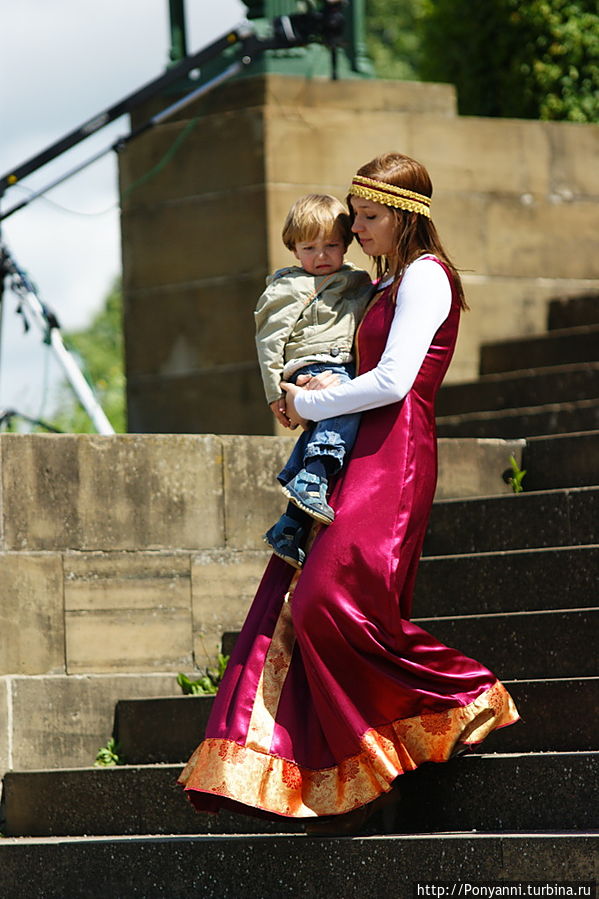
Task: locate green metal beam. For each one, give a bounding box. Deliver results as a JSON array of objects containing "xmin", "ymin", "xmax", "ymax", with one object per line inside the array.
[{"xmin": 168, "ymin": 0, "xmax": 188, "ymax": 64}]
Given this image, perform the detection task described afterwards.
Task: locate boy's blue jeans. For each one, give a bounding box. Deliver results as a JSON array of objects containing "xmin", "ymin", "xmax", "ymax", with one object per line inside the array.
[{"xmin": 277, "ymin": 362, "xmax": 361, "ymax": 487}]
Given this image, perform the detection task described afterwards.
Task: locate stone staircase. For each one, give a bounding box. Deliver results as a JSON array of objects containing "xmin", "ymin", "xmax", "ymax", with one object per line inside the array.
[
  {"xmin": 436, "ymin": 293, "xmax": 599, "ymax": 438},
  {"xmin": 1, "ymin": 295, "xmax": 598, "ymax": 897}
]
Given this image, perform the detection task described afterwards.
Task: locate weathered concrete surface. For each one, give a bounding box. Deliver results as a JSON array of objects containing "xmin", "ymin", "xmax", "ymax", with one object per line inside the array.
[
  {"xmin": 0, "ymin": 673, "xmax": 182, "ymax": 776},
  {"xmin": 0, "ymin": 553, "xmax": 64, "ymax": 675},
  {"xmin": 3, "ymin": 752, "xmax": 597, "ymax": 837},
  {"xmin": 0, "ymin": 434, "xmax": 525, "ymax": 677},
  {"xmin": 0, "ymin": 677, "xmax": 8, "ymax": 775},
  {"xmin": 64, "ymin": 553, "xmax": 193, "ymax": 674},
  {"xmin": 0, "ymin": 834, "xmax": 595, "ymax": 899},
  {"xmin": 435, "ymin": 437, "xmax": 522, "ymax": 500},
  {"xmin": 0, "ymin": 434, "xmax": 224, "ymax": 551},
  {"xmin": 222, "ymin": 434, "xmax": 296, "ymax": 549},
  {"xmin": 191, "ymin": 549, "xmax": 270, "ymax": 660}
]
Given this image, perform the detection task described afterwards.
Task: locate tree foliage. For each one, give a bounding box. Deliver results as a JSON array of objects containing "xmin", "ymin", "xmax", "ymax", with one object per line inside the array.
[
  {"xmin": 51, "ymin": 279, "xmax": 126, "ymax": 433},
  {"xmin": 365, "ymin": 0, "xmax": 599, "ymax": 123},
  {"xmin": 364, "ymin": 0, "xmax": 423, "ymax": 81}
]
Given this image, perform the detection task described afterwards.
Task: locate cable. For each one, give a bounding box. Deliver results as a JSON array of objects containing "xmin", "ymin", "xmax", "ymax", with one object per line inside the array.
[
  {"xmin": 7, "ymin": 183, "xmax": 118, "ymax": 218},
  {"xmin": 120, "ymin": 113, "xmax": 201, "ymax": 205}
]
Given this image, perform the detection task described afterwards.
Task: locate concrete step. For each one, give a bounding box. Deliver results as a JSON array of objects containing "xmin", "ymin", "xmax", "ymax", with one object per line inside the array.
[
  {"xmin": 413, "ymin": 608, "xmax": 598, "ymax": 679},
  {"xmin": 414, "ymin": 545, "xmax": 599, "ymax": 617},
  {"xmin": 109, "ymin": 675, "xmax": 599, "ymax": 766},
  {"xmin": 0, "ymin": 764, "xmax": 300, "ymax": 838},
  {"xmin": 115, "ymin": 695, "xmax": 214, "ymax": 765},
  {"xmin": 548, "ymin": 293, "xmax": 599, "ymax": 330},
  {"xmin": 393, "ymin": 751, "xmax": 599, "ymax": 834},
  {"xmin": 521, "ymin": 430, "xmax": 599, "ymax": 490},
  {"xmin": 0, "ymin": 833, "xmax": 595, "ymax": 899},
  {"xmin": 436, "ymin": 398, "xmax": 599, "ymax": 438},
  {"xmin": 483, "ymin": 678, "xmax": 599, "ymax": 753},
  {"xmin": 224, "ymin": 606, "xmax": 596, "ymax": 680},
  {"xmin": 2, "ymin": 752, "xmax": 596, "ymax": 839},
  {"xmin": 437, "ymin": 363, "xmax": 599, "ymax": 416},
  {"xmin": 423, "ymin": 486, "xmax": 599, "ymax": 556},
  {"xmin": 479, "ymin": 324, "xmax": 599, "ymax": 376}
]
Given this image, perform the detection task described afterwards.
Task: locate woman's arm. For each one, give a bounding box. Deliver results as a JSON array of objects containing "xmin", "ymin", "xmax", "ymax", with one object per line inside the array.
[{"xmin": 288, "ymin": 258, "xmax": 452, "ymax": 422}]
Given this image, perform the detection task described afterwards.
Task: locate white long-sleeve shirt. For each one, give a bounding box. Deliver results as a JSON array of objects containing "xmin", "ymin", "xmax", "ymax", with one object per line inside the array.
[{"xmin": 293, "ymin": 256, "xmax": 452, "ymax": 422}]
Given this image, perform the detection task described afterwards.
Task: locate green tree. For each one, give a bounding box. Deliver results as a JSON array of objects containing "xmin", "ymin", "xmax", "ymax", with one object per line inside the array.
[
  {"xmin": 365, "ymin": 0, "xmax": 423, "ymax": 81},
  {"xmin": 365, "ymin": 0, "xmax": 599, "ymax": 123},
  {"xmin": 51, "ymin": 279, "xmax": 126, "ymax": 433}
]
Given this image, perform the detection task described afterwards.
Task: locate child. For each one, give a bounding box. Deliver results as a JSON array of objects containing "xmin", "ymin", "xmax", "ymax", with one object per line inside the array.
[{"xmin": 255, "ymin": 194, "xmax": 373, "ymax": 568}]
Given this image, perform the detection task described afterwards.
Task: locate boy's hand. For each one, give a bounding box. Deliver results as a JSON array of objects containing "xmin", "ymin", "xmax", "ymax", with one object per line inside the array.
[
  {"xmin": 280, "ymin": 382, "xmax": 310, "ymax": 430},
  {"xmin": 295, "ymin": 370, "xmax": 341, "ymax": 391},
  {"xmin": 269, "ymin": 398, "xmax": 295, "ymax": 429}
]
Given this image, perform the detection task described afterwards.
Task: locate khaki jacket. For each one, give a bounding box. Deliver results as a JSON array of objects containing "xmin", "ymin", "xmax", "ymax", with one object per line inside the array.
[{"xmin": 255, "ymin": 264, "xmax": 373, "ymax": 404}]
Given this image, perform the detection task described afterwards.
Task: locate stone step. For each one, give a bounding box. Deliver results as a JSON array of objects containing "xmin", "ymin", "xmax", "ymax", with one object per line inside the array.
[
  {"xmin": 414, "ymin": 545, "xmax": 599, "ymax": 617},
  {"xmin": 115, "ymin": 695, "xmax": 215, "ymax": 765},
  {"xmin": 392, "ymin": 751, "xmax": 599, "ymax": 834},
  {"xmin": 0, "ymin": 833, "xmax": 595, "ymax": 899},
  {"xmin": 2, "ymin": 752, "xmax": 596, "ymax": 839},
  {"xmin": 483, "ymin": 678, "xmax": 599, "ymax": 753},
  {"xmin": 436, "ymin": 398, "xmax": 599, "ymax": 439},
  {"xmin": 412, "ymin": 608, "xmax": 597, "ymax": 680},
  {"xmin": 110, "ymin": 675, "xmax": 599, "ymax": 766},
  {"xmin": 221, "ymin": 607, "xmax": 596, "ymax": 681},
  {"xmin": 423, "ymin": 486, "xmax": 599, "ymax": 556},
  {"xmin": 548, "ymin": 293, "xmax": 599, "ymax": 330},
  {"xmin": 479, "ymin": 324, "xmax": 599, "ymax": 376},
  {"xmin": 0, "ymin": 764, "xmax": 298, "ymax": 839},
  {"xmin": 437, "ymin": 363, "xmax": 599, "ymax": 416},
  {"xmin": 521, "ymin": 430, "xmax": 599, "ymax": 490}
]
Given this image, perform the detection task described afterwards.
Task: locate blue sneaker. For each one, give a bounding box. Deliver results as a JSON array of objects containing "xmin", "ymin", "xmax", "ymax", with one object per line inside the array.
[
  {"xmin": 282, "ymin": 470, "xmax": 335, "ymax": 525},
  {"xmin": 263, "ymin": 514, "xmax": 306, "ymax": 569}
]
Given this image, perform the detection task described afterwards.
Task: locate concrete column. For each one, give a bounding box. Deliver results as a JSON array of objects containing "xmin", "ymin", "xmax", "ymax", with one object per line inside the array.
[{"xmin": 119, "ymin": 75, "xmax": 599, "ymax": 434}]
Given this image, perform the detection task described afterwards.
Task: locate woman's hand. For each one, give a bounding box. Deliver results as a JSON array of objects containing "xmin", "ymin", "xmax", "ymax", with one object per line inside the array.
[
  {"xmin": 280, "ymin": 382, "xmax": 310, "ymax": 430},
  {"xmin": 295, "ymin": 370, "xmax": 341, "ymax": 391},
  {"xmin": 269, "ymin": 398, "xmax": 293, "ymax": 429}
]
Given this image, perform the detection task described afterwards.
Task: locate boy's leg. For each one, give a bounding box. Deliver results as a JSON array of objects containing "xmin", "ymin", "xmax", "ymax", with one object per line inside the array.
[
  {"xmin": 263, "ymin": 503, "xmax": 311, "ymax": 569},
  {"xmin": 304, "ymin": 410, "xmax": 361, "ymax": 477},
  {"xmin": 284, "ymin": 365, "xmax": 359, "ymax": 525}
]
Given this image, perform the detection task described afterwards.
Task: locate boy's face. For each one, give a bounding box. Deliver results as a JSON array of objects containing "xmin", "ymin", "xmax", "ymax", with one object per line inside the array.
[{"xmin": 293, "ymin": 229, "xmax": 345, "ymax": 276}]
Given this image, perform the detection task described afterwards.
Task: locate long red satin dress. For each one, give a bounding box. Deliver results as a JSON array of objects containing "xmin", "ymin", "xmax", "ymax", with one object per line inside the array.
[{"xmin": 179, "ymin": 260, "xmax": 519, "ymax": 819}]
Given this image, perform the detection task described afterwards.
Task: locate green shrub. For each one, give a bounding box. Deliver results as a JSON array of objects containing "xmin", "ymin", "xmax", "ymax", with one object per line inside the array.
[{"xmin": 418, "ymin": 0, "xmax": 599, "ymax": 122}]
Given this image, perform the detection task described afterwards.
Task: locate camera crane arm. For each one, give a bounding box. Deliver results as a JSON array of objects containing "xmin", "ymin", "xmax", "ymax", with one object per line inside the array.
[{"xmin": 0, "ymin": 2, "xmax": 345, "ymax": 211}]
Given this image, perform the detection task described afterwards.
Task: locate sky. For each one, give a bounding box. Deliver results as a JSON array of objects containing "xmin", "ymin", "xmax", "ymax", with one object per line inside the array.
[{"xmin": 0, "ymin": 0, "xmax": 246, "ymax": 427}]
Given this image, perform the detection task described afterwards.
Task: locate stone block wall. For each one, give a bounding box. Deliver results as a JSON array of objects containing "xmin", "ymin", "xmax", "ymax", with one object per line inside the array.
[{"xmin": 0, "ymin": 433, "xmax": 521, "ymax": 772}]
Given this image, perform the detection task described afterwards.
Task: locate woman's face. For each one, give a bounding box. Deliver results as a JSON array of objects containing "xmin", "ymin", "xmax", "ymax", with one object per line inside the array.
[{"xmin": 350, "ymin": 197, "xmax": 397, "ymax": 259}]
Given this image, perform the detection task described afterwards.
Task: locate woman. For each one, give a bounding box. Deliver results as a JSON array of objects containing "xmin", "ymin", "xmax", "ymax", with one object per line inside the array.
[{"xmin": 179, "ymin": 153, "xmax": 519, "ymax": 834}]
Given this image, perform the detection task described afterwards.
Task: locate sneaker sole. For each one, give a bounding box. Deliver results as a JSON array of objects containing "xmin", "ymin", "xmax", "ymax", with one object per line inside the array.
[
  {"xmin": 262, "ymin": 533, "xmax": 304, "ymax": 569},
  {"xmin": 281, "ymin": 486, "xmax": 335, "ymax": 525}
]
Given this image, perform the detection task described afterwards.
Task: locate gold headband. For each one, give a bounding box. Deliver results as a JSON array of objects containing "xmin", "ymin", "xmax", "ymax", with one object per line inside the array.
[{"xmin": 349, "ymin": 174, "xmax": 431, "ymax": 217}]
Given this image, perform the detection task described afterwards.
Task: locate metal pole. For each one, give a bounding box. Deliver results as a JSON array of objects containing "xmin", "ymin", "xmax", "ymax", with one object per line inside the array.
[
  {"xmin": 1, "ymin": 247, "xmax": 115, "ymax": 435},
  {"xmin": 168, "ymin": 0, "xmax": 188, "ymax": 64}
]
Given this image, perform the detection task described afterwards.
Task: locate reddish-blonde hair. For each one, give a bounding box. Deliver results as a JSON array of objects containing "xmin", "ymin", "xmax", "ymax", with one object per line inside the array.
[{"xmin": 349, "ymin": 153, "xmax": 467, "ymax": 309}]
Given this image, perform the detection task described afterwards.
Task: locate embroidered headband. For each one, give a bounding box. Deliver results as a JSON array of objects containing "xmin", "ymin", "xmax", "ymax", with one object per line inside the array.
[{"xmin": 349, "ymin": 174, "xmax": 431, "ymax": 217}]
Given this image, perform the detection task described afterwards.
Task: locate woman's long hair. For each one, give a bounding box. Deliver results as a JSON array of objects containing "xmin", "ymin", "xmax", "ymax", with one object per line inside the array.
[{"xmin": 350, "ymin": 153, "xmax": 467, "ymax": 309}]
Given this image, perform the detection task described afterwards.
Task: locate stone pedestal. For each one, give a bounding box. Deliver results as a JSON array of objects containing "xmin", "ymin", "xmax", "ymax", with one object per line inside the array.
[{"xmin": 119, "ymin": 74, "xmax": 599, "ymax": 434}]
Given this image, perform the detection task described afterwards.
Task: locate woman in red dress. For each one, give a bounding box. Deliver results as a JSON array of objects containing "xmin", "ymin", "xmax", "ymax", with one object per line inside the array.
[{"xmin": 179, "ymin": 153, "xmax": 519, "ymax": 834}]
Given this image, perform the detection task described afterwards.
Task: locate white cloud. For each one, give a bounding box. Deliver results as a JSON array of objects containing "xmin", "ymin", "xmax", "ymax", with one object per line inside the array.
[{"xmin": 0, "ymin": 0, "xmax": 246, "ymax": 424}]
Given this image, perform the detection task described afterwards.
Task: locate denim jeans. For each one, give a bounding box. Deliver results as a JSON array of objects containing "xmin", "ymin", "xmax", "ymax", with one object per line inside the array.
[{"xmin": 277, "ymin": 362, "xmax": 361, "ymax": 486}]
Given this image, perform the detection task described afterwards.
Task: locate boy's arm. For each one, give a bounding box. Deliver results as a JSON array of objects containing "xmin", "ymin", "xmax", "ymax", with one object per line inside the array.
[{"xmin": 254, "ymin": 276, "xmax": 309, "ymax": 405}]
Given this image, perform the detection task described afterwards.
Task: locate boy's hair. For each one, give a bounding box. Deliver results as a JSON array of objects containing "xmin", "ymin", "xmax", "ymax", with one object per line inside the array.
[{"xmin": 282, "ymin": 194, "xmax": 353, "ymax": 251}]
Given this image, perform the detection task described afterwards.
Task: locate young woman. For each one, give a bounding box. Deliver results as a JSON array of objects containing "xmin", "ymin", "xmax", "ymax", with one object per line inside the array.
[{"xmin": 179, "ymin": 152, "xmax": 519, "ymax": 834}]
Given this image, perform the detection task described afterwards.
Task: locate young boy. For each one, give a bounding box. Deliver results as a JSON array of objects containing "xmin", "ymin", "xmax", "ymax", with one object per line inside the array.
[{"xmin": 255, "ymin": 194, "xmax": 373, "ymax": 568}]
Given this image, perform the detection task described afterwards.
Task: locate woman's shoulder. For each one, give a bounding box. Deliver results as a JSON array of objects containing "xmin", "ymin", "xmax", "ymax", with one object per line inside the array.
[{"xmin": 403, "ymin": 255, "xmax": 451, "ymax": 286}]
